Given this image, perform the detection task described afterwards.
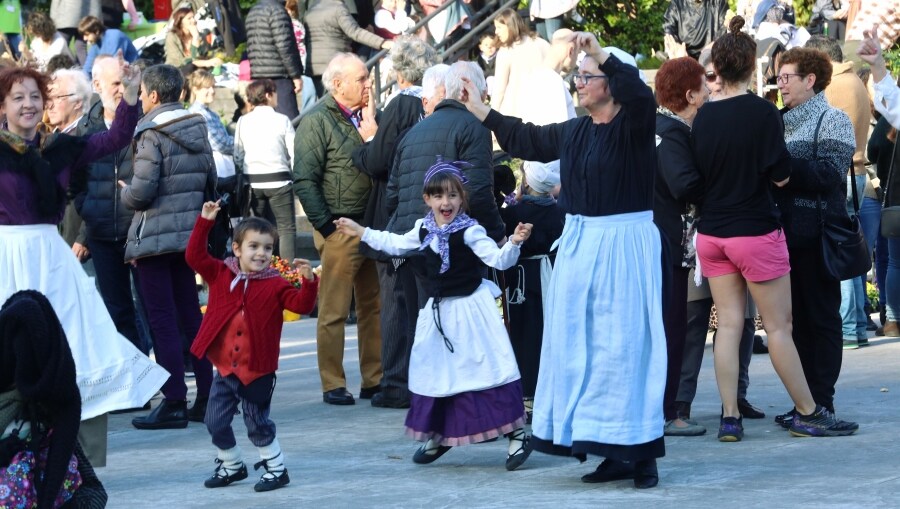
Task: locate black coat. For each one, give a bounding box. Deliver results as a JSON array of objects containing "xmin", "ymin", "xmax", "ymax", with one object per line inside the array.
[
  {"xmin": 73, "ymin": 99, "xmax": 135, "ymax": 243},
  {"xmin": 246, "ymin": 0, "xmax": 304, "ymax": 79},
  {"xmin": 352, "ymin": 93, "xmax": 423, "ymax": 260},
  {"xmin": 386, "ymin": 99, "xmax": 505, "ymax": 241},
  {"xmin": 654, "ymin": 113, "xmax": 703, "ymax": 267}
]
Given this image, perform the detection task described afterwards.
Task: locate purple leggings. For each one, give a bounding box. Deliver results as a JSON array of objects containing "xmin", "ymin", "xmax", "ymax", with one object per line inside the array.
[{"xmin": 135, "ymin": 252, "xmax": 212, "ymax": 401}]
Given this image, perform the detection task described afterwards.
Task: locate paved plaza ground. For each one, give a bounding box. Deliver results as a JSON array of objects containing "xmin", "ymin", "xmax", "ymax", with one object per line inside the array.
[{"xmin": 101, "ymin": 319, "xmax": 900, "ymax": 508}]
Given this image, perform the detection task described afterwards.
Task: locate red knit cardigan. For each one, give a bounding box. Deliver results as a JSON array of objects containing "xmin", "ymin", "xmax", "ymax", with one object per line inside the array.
[{"xmin": 187, "ymin": 217, "xmax": 318, "ymax": 373}]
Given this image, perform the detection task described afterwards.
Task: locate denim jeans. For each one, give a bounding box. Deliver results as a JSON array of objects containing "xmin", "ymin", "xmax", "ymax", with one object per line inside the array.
[
  {"xmin": 839, "ymin": 176, "xmax": 879, "ymax": 339},
  {"xmin": 535, "ymin": 16, "xmax": 564, "ymax": 41},
  {"xmin": 886, "ymin": 237, "xmax": 900, "ymax": 322}
]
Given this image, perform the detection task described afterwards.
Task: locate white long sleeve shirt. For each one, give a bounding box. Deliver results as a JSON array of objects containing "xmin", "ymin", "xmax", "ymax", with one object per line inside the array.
[
  {"xmin": 233, "ymin": 106, "xmax": 295, "ymax": 189},
  {"xmin": 874, "ymin": 73, "xmax": 900, "ymax": 130}
]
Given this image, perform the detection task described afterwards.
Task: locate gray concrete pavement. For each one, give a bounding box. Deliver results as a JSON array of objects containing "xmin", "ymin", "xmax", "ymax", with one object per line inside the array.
[{"xmin": 101, "ymin": 319, "xmax": 900, "ymax": 508}]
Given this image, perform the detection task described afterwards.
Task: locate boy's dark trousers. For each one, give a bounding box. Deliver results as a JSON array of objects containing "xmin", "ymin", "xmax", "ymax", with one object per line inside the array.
[{"xmin": 207, "ymin": 372, "xmax": 278, "ymax": 449}]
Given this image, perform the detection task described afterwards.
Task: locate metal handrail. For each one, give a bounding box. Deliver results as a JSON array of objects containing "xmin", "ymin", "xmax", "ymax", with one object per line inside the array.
[
  {"xmin": 369, "ymin": 0, "xmax": 516, "ymax": 107},
  {"xmin": 294, "ymin": 0, "xmax": 521, "ymax": 121}
]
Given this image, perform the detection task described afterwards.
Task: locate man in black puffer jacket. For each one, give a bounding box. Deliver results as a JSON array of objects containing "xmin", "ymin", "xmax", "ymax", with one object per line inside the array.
[
  {"xmin": 246, "ymin": 0, "xmax": 305, "ymax": 120},
  {"xmin": 73, "ymin": 55, "xmax": 146, "ymax": 355}
]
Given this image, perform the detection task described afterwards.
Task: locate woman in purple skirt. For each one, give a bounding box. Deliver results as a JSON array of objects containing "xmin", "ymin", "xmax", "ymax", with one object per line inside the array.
[{"xmin": 334, "ymin": 161, "xmax": 535, "ymax": 470}]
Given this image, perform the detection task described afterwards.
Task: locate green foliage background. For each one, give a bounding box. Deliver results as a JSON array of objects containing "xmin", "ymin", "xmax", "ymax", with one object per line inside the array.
[{"xmin": 577, "ymin": 0, "xmax": 668, "ymax": 57}]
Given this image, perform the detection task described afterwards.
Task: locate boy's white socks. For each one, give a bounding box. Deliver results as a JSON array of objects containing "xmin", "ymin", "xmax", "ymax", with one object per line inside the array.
[
  {"xmin": 257, "ymin": 438, "xmax": 285, "ymax": 476},
  {"xmin": 217, "ymin": 446, "xmax": 244, "ymax": 473}
]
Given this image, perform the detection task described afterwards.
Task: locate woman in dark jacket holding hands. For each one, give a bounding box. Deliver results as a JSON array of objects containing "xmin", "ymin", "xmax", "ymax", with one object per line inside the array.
[
  {"xmin": 771, "ymin": 46, "xmax": 858, "ymax": 432},
  {"xmin": 653, "ymin": 56, "xmax": 708, "ymax": 438}
]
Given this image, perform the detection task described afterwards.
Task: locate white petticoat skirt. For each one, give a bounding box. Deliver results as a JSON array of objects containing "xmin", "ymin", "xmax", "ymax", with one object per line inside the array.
[
  {"xmin": 409, "ymin": 280, "xmax": 521, "ymax": 397},
  {"xmin": 0, "ymin": 224, "xmax": 169, "ymax": 420}
]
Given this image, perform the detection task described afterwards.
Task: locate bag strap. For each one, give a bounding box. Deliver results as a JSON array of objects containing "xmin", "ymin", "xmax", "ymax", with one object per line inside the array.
[
  {"xmin": 883, "ymin": 136, "xmax": 900, "ymax": 208},
  {"xmin": 813, "ymin": 111, "xmax": 828, "ymax": 226}
]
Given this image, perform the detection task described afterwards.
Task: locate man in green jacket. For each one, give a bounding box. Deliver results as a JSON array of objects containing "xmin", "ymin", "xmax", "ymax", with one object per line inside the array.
[{"xmin": 294, "ymin": 52, "xmax": 382, "ymax": 406}]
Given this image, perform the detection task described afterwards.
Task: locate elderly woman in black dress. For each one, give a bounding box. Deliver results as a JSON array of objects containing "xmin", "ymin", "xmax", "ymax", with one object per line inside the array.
[{"xmin": 460, "ymin": 32, "xmax": 666, "ymax": 489}]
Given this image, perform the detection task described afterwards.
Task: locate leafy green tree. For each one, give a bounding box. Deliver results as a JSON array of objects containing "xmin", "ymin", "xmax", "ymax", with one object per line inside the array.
[{"xmin": 578, "ymin": 0, "xmax": 669, "ymax": 57}]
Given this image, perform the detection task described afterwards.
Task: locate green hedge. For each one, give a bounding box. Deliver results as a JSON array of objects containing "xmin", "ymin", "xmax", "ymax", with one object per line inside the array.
[{"xmin": 578, "ymin": 0, "xmax": 668, "ymax": 58}]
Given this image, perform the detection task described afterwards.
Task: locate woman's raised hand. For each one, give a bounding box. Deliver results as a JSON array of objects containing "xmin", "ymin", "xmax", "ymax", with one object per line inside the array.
[{"xmin": 120, "ymin": 51, "xmax": 142, "ymax": 105}]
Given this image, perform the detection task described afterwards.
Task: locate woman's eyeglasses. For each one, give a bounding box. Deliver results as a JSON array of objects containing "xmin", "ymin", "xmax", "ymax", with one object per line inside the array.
[
  {"xmin": 570, "ymin": 74, "xmax": 609, "ymax": 86},
  {"xmin": 705, "ymin": 71, "xmax": 717, "ymax": 82}
]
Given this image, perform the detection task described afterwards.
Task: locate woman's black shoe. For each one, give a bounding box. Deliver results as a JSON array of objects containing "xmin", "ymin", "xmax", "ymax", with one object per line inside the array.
[
  {"xmin": 581, "ymin": 459, "xmax": 635, "ymax": 483},
  {"xmin": 633, "ymin": 459, "xmax": 659, "ymax": 489},
  {"xmin": 132, "ymin": 399, "xmax": 188, "ymax": 430},
  {"xmin": 738, "ymin": 398, "xmax": 766, "ymax": 419}
]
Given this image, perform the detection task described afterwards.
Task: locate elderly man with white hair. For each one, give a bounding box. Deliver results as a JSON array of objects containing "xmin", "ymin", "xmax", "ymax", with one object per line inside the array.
[
  {"xmin": 50, "ymin": 69, "xmax": 93, "ymax": 267},
  {"xmin": 294, "ymin": 52, "xmax": 383, "ymax": 407}
]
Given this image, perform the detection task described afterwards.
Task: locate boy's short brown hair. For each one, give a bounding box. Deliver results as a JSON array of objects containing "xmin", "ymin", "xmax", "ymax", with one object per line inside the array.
[{"xmin": 233, "ymin": 217, "xmax": 279, "ymax": 247}]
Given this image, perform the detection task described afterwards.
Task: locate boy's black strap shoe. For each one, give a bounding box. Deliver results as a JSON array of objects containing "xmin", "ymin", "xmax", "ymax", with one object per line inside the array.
[
  {"xmin": 253, "ymin": 459, "xmax": 290, "ymax": 492},
  {"xmin": 132, "ymin": 399, "xmax": 188, "ymax": 430},
  {"xmin": 204, "ymin": 459, "xmax": 248, "ymax": 488}
]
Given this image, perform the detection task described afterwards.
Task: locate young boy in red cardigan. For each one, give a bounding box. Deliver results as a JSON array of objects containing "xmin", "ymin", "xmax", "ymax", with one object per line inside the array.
[{"xmin": 186, "ymin": 201, "xmax": 318, "ymax": 492}]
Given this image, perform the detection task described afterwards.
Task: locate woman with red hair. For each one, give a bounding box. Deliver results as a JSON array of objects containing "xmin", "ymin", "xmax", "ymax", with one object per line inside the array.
[{"xmin": 653, "ymin": 56, "xmax": 708, "ymax": 438}]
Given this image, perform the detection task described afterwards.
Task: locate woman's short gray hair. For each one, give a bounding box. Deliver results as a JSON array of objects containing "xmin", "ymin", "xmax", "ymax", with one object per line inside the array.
[
  {"xmin": 323, "ymin": 53, "xmax": 364, "ymax": 93},
  {"xmin": 389, "ymin": 36, "xmax": 439, "ymax": 85}
]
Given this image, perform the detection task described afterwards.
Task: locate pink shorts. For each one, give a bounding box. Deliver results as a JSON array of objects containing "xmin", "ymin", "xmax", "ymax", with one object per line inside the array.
[{"xmin": 697, "ymin": 229, "xmax": 790, "ymax": 282}]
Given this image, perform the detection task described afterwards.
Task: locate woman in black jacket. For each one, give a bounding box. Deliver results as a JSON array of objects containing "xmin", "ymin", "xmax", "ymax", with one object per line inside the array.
[{"xmin": 653, "ymin": 56, "xmax": 707, "ymax": 437}]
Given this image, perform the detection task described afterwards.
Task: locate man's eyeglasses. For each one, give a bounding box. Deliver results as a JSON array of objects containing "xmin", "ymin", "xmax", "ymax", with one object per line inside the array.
[
  {"xmin": 775, "ymin": 73, "xmax": 806, "ymax": 84},
  {"xmin": 46, "ymin": 93, "xmax": 75, "ymax": 106},
  {"xmin": 570, "ymin": 74, "xmax": 609, "ymax": 86},
  {"xmin": 705, "ymin": 71, "xmax": 717, "ymax": 82}
]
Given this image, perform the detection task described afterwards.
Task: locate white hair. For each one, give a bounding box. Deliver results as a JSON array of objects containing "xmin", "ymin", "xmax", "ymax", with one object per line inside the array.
[
  {"xmin": 421, "ymin": 63, "xmax": 449, "ymax": 100},
  {"xmin": 52, "ymin": 68, "xmax": 92, "ymax": 115},
  {"xmin": 444, "ymin": 61, "xmax": 486, "ymax": 102},
  {"xmin": 322, "ymin": 52, "xmax": 365, "ymax": 93}
]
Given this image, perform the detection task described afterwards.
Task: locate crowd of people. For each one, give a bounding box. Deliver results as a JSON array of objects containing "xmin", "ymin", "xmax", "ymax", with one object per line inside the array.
[{"xmin": 1, "ymin": 0, "xmax": 900, "ymax": 504}]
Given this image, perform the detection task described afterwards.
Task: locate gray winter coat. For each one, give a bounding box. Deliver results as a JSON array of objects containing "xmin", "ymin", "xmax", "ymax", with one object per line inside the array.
[
  {"xmin": 304, "ymin": 0, "xmax": 385, "ymax": 77},
  {"xmin": 386, "ymin": 99, "xmax": 505, "ymax": 241},
  {"xmin": 246, "ymin": 0, "xmax": 305, "ymax": 79},
  {"xmin": 121, "ymin": 103, "xmax": 216, "ymax": 261}
]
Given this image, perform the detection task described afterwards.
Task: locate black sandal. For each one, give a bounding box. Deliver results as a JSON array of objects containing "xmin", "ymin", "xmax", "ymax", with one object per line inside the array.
[
  {"xmin": 412, "ymin": 440, "xmax": 452, "ymax": 464},
  {"xmin": 505, "ymin": 428, "xmax": 532, "ymax": 471}
]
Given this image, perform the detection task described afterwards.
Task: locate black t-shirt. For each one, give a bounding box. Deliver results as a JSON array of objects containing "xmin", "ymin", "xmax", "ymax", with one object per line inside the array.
[{"xmin": 692, "ymin": 93, "xmax": 791, "ymax": 238}]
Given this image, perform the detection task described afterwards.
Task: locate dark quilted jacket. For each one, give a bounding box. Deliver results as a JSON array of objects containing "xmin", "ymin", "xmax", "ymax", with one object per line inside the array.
[
  {"xmin": 74, "ymin": 98, "xmax": 135, "ymax": 243},
  {"xmin": 385, "ymin": 99, "xmax": 505, "ymax": 241},
  {"xmin": 122, "ymin": 103, "xmax": 216, "ymax": 261},
  {"xmin": 246, "ymin": 0, "xmax": 304, "ymax": 79},
  {"xmin": 294, "ymin": 94, "xmax": 372, "ymax": 237}
]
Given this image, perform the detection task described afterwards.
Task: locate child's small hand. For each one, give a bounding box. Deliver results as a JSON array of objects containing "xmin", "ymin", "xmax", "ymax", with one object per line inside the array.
[
  {"xmin": 333, "ymin": 217, "xmax": 365, "ymax": 237},
  {"xmin": 511, "ymin": 222, "xmax": 533, "ymax": 245},
  {"xmin": 201, "ymin": 200, "xmax": 221, "ymax": 220},
  {"xmin": 292, "ymin": 258, "xmax": 315, "ymax": 280}
]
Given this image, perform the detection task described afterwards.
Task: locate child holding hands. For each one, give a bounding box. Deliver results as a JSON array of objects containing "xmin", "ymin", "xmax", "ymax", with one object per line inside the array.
[
  {"xmin": 334, "ymin": 161, "xmax": 535, "ymax": 471},
  {"xmin": 186, "ymin": 201, "xmax": 319, "ymax": 492}
]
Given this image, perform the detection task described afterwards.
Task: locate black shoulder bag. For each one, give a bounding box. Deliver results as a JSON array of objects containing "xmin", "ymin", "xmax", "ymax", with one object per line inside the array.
[
  {"xmin": 880, "ymin": 139, "xmax": 900, "ymax": 237},
  {"xmin": 814, "ymin": 112, "xmax": 872, "ymax": 281}
]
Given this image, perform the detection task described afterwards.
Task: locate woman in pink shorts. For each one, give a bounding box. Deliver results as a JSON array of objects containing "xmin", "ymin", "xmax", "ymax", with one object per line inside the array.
[{"xmin": 691, "ymin": 16, "xmax": 851, "ymax": 442}]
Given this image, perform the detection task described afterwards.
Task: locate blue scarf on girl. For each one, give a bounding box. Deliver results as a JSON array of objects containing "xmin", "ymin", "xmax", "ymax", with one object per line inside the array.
[{"xmin": 419, "ymin": 211, "xmax": 478, "ymax": 274}]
